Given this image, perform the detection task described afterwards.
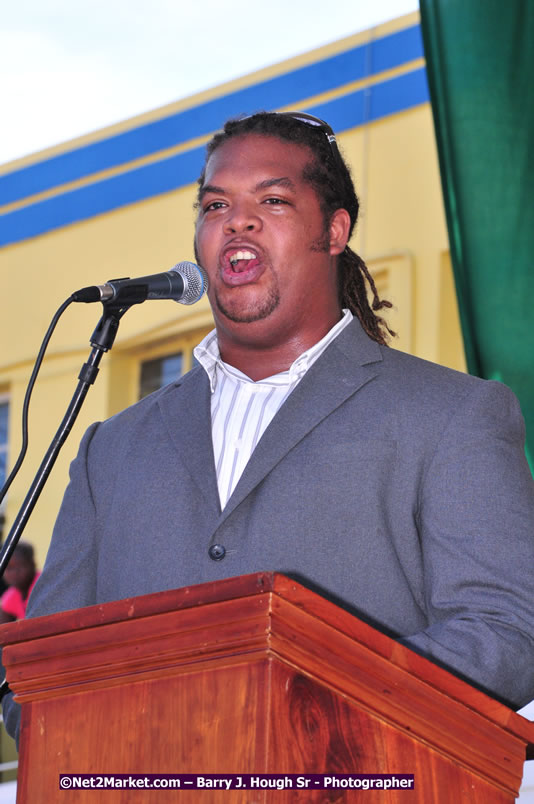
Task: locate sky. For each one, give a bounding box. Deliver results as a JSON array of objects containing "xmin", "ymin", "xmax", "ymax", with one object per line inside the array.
[{"xmin": 1, "ymin": 0, "xmax": 419, "ymax": 167}]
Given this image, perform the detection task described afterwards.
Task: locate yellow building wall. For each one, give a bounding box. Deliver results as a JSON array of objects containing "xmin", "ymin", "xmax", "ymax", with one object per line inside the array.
[{"xmin": 0, "ymin": 10, "xmax": 464, "ymax": 568}]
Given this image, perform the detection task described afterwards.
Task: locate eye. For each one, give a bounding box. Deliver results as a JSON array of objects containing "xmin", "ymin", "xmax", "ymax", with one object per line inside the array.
[
  {"xmin": 263, "ymin": 197, "xmax": 290, "ymax": 206},
  {"xmin": 203, "ymin": 200, "xmax": 226, "ymax": 212}
]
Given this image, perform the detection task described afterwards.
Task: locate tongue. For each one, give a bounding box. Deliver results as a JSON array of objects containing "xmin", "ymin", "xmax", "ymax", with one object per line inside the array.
[{"xmin": 233, "ymin": 258, "xmax": 258, "ymax": 273}]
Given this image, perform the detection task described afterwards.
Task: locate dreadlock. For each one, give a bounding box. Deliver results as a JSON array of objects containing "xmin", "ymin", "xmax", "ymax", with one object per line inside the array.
[{"xmin": 197, "ymin": 112, "xmax": 393, "ymax": 345}]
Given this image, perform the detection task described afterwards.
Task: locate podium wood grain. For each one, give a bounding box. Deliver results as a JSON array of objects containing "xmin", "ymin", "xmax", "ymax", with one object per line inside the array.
[{"xmin": 1, "ymin": 572, "xmax": 532, "ymax": 802}]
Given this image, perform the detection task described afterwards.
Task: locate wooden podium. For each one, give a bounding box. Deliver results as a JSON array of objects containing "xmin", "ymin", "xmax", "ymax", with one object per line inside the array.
[{"xmin": 1, "ymin": 572, "xmax": 533, "ymax": 802}]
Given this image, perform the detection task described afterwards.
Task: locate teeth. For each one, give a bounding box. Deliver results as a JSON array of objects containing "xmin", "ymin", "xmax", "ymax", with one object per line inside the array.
[{"xmin": 229, "ymin": 250, "xmax": 256, "ymax": 265}]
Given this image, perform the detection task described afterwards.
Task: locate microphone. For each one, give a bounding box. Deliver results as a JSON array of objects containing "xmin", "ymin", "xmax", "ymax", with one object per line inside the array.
[{"xmin": 72, "ymin": 261, "xmax": 208, "ymax": 306}]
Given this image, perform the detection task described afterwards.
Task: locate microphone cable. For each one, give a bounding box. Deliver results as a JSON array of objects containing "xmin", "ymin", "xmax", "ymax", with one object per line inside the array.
[{"xmin": 0, "ymin": 297, "xmax": 74, "ymax": 508}]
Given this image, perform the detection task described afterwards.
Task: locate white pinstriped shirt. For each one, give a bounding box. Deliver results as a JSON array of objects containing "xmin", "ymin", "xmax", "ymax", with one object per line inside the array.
[{"xmin": 194, "ymin": 310, "xmax": 353, "ymax": 509}]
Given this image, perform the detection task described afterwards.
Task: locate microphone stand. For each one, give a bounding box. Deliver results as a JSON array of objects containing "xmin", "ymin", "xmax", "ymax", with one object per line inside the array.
[{"xmin": 0, "ymin": 298, "xmax": 136, "ymax": 577}]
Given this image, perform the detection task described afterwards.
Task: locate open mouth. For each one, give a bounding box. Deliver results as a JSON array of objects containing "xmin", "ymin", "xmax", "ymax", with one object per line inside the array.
[
  {"xmin": 228, "ymin": 249, "xmax": 260, "ymax": 272},
  {"xmin": 221, "ymin": 247, "xmax": 265, "ymax": 286}
]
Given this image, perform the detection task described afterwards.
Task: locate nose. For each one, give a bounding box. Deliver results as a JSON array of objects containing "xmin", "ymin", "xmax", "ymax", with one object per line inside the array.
[{"xmin": 223, "ymin": 201, "xmax": 261, "ymax": 234}]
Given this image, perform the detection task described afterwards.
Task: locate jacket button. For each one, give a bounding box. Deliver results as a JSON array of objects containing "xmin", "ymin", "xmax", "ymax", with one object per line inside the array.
[{"xmin": 208, "ymin": 544, "xmax": 226, "ymax": 561}]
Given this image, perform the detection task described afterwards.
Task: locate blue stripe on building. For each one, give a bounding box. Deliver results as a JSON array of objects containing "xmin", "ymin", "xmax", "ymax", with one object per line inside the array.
[
  {"xmin": 0, "ymin": 25, "xmax": 424, "ymax": 207},
  {"xmin": 0, "ymin": 67, "xmax": 429, "ymax": 248}
]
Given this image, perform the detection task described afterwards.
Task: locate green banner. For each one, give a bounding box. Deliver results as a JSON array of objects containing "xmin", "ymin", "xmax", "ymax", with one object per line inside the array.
[{"xmin": 419, "ymin": 0, "xmax": 534, "ymax": 469}]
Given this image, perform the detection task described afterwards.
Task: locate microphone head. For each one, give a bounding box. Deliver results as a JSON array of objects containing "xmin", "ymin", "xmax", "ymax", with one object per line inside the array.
[{"xmin": 170, "ymin": 261, "xmax": 209, "ymax": 305}]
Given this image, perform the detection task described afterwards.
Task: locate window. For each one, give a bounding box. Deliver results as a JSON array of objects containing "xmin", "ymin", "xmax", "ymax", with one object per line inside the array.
[
  {"xmin": 135, "ymin": 327, "xmax": 212, "ymax": 399},
  {"xmin": 139, "ymin": 353, "xmax": 183, "ymax": 399},
  {"xmin": 136, "ymin": 328, "xmax": 212, "ymax": 401}
]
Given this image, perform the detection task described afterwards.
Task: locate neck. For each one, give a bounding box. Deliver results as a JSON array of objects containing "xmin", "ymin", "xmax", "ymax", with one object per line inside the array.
[
  {"xmin": 216, "ymin": 311, "xmax": 343, "ymax": 381},
  {"xmin": 19, "ymin": 577, "xmax": 35, "ymax": 601}
]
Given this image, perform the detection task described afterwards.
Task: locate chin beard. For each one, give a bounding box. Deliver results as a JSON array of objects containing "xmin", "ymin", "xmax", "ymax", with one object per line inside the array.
[{"xmin": 214, "ymin": 285, "xmax": 280, "ymax": 324}]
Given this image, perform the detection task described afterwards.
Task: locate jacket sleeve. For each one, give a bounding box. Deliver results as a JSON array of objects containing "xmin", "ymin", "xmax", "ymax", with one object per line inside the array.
[{"xmin": 400, "ymin": 380, "xmax": 534, "ymax": 709}]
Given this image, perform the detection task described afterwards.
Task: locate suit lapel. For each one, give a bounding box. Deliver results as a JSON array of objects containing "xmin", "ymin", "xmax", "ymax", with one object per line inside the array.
[
  {"xmin": 217, "ymin": 319, "xmax": 383, "ymax": 525},
  {"xmin": 158, "ymin": 368, "xmax": 221, "ymax": 517}
]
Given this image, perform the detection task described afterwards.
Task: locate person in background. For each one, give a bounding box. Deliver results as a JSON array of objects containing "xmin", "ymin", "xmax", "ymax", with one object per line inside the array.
[{"xmin": 0, "ymin": 542, "xmax": 40, "ymax": 623}]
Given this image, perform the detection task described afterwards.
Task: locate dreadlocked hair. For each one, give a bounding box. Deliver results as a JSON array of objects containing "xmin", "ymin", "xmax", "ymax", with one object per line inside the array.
[{"xmin": 198, "ymin": 112, "xmax": 393, "ymax": 345}]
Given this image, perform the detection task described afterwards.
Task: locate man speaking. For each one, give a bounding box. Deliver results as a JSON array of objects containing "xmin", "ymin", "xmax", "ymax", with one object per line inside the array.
[{"xmin": 3, "ymin": 112, "xmax": 534, "ymax": 740}]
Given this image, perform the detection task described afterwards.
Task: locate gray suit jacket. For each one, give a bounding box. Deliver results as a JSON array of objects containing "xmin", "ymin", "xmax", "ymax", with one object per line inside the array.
[{"xmin": 3, "ymin": 319, "xmax": 534, "ymax": 739}]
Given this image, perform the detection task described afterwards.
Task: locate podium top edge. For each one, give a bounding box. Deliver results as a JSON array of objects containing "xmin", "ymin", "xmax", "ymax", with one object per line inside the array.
[{"xmin": 0, "ymin": 571, "xmax": 280, "ymax": 643}]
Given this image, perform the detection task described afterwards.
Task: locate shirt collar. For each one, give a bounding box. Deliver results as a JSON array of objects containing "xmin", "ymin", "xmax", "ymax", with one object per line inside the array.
[{"xmin": 194, "ymin": 309, "xmax": 353, "ymax": 392}]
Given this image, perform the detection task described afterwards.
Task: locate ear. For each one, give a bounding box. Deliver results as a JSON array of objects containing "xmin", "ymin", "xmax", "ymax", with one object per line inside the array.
[{"xmin": 328, "ymin": 208, "xmax": 351, "ymax": 255}]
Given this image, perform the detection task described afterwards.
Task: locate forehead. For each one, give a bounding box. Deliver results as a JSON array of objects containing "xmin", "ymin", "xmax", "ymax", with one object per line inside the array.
[{"xmin": 202, "ymin": 134, "xmax": 314, "ymax": 188}]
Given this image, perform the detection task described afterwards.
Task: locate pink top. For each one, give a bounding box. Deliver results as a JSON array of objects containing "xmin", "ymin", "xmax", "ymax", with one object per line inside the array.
[{"xmin": 1, "ymin": 572, "xmax": 41, "ymax": 620}]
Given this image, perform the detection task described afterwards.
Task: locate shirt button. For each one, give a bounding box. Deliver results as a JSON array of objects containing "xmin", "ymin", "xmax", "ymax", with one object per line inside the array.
[{"xmin": 208, "ymin": 544, "xmax": 226, "ymax": 561}]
